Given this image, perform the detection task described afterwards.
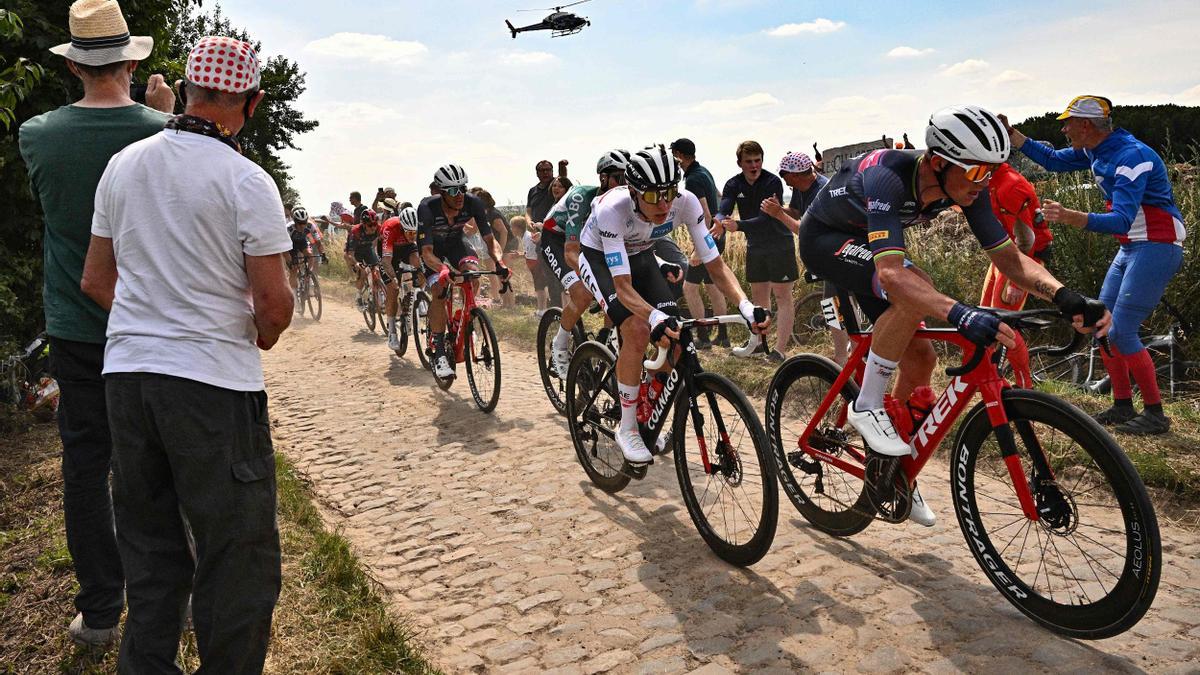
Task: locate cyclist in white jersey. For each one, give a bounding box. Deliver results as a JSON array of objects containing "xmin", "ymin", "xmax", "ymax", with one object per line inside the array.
[{"xmin": 577, "ymin": 146, "xmax": 771, "ymax": 463}]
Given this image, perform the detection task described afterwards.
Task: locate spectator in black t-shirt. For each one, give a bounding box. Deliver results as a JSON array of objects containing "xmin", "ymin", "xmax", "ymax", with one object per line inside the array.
[
  {"xmin": 715, "ymin": 140, "xmax": 794, "ymax": 362},
  {"xmin": 349, "ymin": 190, "xmax": 366, "ymax": 221},
  {"xmin": 672, "ymin": 138, "xmax": 729, "ymax": 348},
  {"xmin": 526, "ymin": 159, "xmax": 569, "ymax": 226}
]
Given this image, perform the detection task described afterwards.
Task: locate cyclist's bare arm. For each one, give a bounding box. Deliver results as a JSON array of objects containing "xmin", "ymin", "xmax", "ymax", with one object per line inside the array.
[
  {"xmin": 876, "ymin": 254, "xmax": 961, "ymax": 321},
  {"xmin": 612, "ymin": 275, "xmax": 657, "ymax": 325},
  {"xmin": 988, "ymin": 244, "xmax": 1112, "ymax": 335},
  {"xmin": 81, "ymin": 235, "xmax": 117, "ymax": 311},
  {"xmin": 483, "ymin": 233, "xmax": 502, "ymax": 265},
  {"xmin": 420, "ymin": 244, "xmax": 442, "ymax": 273}
]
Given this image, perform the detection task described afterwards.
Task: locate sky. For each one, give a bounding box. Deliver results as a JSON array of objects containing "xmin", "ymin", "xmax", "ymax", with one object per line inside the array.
[{"xmin": 209, "ymin": 0, "xmax": 1200, "ymax": 210}]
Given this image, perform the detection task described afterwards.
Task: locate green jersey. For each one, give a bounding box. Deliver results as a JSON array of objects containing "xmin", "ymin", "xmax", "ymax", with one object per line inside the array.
[{"xmin": 542, "ymin": 185, "xmax": 599, "ymax": 240}]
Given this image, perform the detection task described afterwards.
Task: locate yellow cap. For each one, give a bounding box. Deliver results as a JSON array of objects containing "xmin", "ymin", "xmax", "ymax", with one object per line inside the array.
[{"xmin": 1056, "ymin": 95, "xmax": 1112, "ymax": 120}]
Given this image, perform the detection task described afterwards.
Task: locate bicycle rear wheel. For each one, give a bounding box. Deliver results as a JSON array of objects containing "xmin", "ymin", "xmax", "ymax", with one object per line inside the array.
[
  {"xmin": 674, "ymin": 372, "xmax": 778, "ymax": 567},
  {"xmin": 565, "ymin": 341, "xmax": 629, "ymax": 493},
  {"xmin": 362, "ymin": 288, "xmax": 377, "ymax": 332},
  {"xmin": 765, "ymin": 354, "xmax": 875, "ymax": 536},
  {"xmin": 790, "ymin": 291, "xmax": 825, "ymax": 350},
  {"xmin": 306, "ymin": 274, "xmax": 322, "ymax": 321},
  {"xmin": 294, "ymin": 277, "xmax": 306, "ymax": 317},
  {"xmin": 465, "ymin": 308, "xmax": 501, "ymax": 412},
  {"xmin": 537, "ymin": 307, "xmax": 587, "ymax": 416},
  {"xmin": 951, "ymin": 388, "xmax": 1160, "ymax": 639},
  {"xmin": 412, "ymin": 291, "xmax": 433, "ymax": 371}
]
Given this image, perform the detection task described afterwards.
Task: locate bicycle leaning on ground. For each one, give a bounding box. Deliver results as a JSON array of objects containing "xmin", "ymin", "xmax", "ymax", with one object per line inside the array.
[
  {"xmin": 1, "ymin": 332, "xmax": 58, "ymax": 419},
  {"xmin": 765, "ymin": 303, "xmax": 1161, "ymax": 639},
  {"xmin": 565, "ymin": 313, "xmax": 778, "ymax": 566},
  {"xmin": 414, "ymin": 269, "xmax": 509, "ymax": 412}
]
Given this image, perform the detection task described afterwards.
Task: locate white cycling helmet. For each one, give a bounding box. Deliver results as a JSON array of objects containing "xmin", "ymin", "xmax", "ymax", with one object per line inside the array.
[
  {"xmin": 625, "ymin": 145, "xmax": 681, "ymax": 192},
  {"xmin": 596, "ymin": 149, "xmax": 631, "ymax": 175},
  {"xmin": 433, "ymin": 163, "xmax": 469, "ymax": 189},
  {"xmin": 291, "ymin": 205, "xmax": 309, "ymax": 222},
  {"xmin": 925, "ymin": 105, "xmax": 1010, "ymax": 164},
  {"xmin": 399, "ymin": 206, "xmax": 419, "ymax": 232}
]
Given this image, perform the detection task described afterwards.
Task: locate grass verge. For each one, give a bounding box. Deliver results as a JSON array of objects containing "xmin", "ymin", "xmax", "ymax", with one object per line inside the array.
[{"xmin": 0, "ymin": 415, "xmax": 440, "ymax": 673}]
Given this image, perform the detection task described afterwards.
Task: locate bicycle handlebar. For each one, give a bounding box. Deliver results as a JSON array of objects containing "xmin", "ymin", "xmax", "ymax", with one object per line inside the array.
[
  {"xmin": 946, "ymin": 307, "xmax": 1110, "ymax": 377},
  {"xmin": 643, "ymin": 313, "xmax": 769, "ymax": 370}
]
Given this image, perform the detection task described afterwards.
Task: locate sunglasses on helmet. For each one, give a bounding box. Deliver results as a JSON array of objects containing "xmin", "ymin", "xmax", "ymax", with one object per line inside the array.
[
  {"xmin": 938, "ymin": 154, "xmax": 998, "ymax": 184},
  {"xmin": 441, "ymin": 186, "xmax": 467, "ymax": 197},
  {"xmin": 637, "ymin": 186, "xmax": 679, "ymax": 205}
]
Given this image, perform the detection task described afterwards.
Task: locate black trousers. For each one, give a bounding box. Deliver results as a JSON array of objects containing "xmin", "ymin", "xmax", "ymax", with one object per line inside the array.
[
  {"xmin": 106, "ymin": 373, "xmax": 280, "ymax": 675},
  {"xmin": 49, "ymin": 337, "xmax": 125, "ymax": 629}
]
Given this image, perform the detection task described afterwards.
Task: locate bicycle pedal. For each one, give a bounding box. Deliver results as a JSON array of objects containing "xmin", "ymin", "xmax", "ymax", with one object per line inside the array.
[
  {"xmin": 622, "ymin": 461, "xmax": 651, "ymax": 480},
  {"xmin": 652, "ymin": 431, "xmax": 673, "ymax": 456},
  {"xmin": 865, "ymin": 452, "xmax": 911, "ymax": 524}
]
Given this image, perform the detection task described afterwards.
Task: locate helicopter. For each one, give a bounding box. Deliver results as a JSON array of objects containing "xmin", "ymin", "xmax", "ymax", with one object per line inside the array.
[{"xmin": 505, "ymin": 0, "xmax": 591, "ymax": 38}]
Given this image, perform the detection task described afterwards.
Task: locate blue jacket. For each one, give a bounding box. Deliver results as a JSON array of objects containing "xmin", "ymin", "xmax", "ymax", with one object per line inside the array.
[{"xmin": 1019, "ymin": 129, "xmax": 1185, "ymax": 244}]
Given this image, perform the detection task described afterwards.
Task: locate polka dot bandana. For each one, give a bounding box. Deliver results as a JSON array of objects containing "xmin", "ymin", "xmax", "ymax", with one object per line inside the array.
[{"xmin": 185, "ymin": 35, "xmax": 260, "ymax": 94}]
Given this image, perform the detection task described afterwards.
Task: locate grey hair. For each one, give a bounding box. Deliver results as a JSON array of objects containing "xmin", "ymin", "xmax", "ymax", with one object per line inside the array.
[
  {"xmin": 185, "ymin": 81, "xmax": 257, "ymax": 108},
  {"xmin": 1087, "ymin": 116, "xmax": 1114, "ymax": 133}
]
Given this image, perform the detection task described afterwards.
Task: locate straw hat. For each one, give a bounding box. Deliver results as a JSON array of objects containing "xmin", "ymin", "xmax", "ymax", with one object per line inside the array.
[{"xmin": 49, "ymin": 0, "xmax": 153, "ymax": 66}]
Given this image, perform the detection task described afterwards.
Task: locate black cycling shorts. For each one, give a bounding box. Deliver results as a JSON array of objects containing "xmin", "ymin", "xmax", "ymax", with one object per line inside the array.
[
  {"xmin": 684, "ymin": 234, "xmax": 726, "ymax": 284},
  {"xmin": 352, "ymin": 246, "xmax": 380, "ymax": 268},
  {"xmin": 798, "ymin": 213, "xmax": 899, "ymax": 322},
  {"xmin": 421, "ymin": 236, "xmax": 478, "ymax": 275},
  {"xmin": 538, "ymin": 229, "xmax": 580, "ymax": 290},
  {"xmin": 390, "ymin": 244, "xmax": 418, "ymax": 279},
  {"xmin": 578, "ymin": 246, "xmax": 678, "ymax": 328},
  {"xmin": 745, "ymin": 240, "xmax": 799, "ymax": 284}
]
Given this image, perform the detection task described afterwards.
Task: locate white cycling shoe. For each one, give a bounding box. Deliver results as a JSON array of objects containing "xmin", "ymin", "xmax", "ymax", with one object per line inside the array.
[
  {"xmin": 434, "ymin": 353, "xmax": 455, "ymax": 379},
  {"xmin": 731, "ymin": 332, "xmax": 761, "ymax": 358},
  {"xmin": 616, "ymin": 427, "xmax": 653, "ymax": 465},
  {"xmin": 387, "ymin": 329, "xmax": 402, "ymax": 352},
  {"xmin": 847, "ymin": 404, "xmax": 912, "ymax": 457},
  {"xmin": 909, "ymin": 485, "xmax": 936, "ymax": 527},
  {"xmin": 551, "ymin": 346, "xmax": 571, "ymax": 380}
]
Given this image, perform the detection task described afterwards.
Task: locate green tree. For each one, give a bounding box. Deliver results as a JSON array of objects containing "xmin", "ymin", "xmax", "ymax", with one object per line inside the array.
[
  {"xmin": 167, "ymin": 3, "xmax": 319, "ymax": 201},
  {"xmin": 1014, "ymin": 105, "xmax": 1200, "ymax": 157}
]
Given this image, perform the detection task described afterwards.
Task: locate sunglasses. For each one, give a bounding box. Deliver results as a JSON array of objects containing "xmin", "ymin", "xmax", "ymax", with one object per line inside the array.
[
  {"xmin": 939, "ymin": 154, "xmax": 998, "ymax": 184},
  {"xmin": 637, "ymin": 186, "xmax": 679, "ymax": 205},
  {"xmin": 441, "ymin": 186, "xmax": 467, "ymax": 197}
]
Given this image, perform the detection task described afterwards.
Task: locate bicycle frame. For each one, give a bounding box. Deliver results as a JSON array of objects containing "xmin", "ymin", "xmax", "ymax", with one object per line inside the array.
[{"xmin": 798, "ymin": 328, "xmax": 1043, "ymax": 521}]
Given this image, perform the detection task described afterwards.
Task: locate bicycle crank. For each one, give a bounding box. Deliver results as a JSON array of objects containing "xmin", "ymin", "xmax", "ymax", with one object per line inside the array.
[{"xmin": 865, "ymin": 452, "xmax": 911, "ymax": 524}]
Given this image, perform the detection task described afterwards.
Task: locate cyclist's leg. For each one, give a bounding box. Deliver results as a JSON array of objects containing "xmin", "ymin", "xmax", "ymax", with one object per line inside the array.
[
  {"xmin": 287, "ymin": 252, "xmax": 300, "ymax": 290},
  {"xmin": 889, "ymin": 265, "xmax": 937, "ymax": 403},
  {"xmin": 822, "ymin": 282, "xmax": 850, "ymax": 365},
  {"xmin": 423, "ymin": 241, "xmax": 451, "ymax": 333}
]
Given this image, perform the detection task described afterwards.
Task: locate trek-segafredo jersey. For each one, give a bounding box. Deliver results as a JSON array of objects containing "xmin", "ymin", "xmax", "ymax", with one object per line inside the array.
[{"xmin": 580, "ymin": 187, "xmax": 718, "ymax": 276}]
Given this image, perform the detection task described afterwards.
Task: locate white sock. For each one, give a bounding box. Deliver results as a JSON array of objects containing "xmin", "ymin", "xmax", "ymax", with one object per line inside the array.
[
  {"xmin": 553, "ymin": 326, "xmax": 571, "ymax": 350},
  {"xmin": 389, "ymin": 316, "xmax": 397, "ymax": 331},
  {"xmin": 618, "ymin": 383, "xmax": 639, "ymax": 432},
  {"xmin": 855, "ymin": 350, "xmax": 899, "ymax": 412}
]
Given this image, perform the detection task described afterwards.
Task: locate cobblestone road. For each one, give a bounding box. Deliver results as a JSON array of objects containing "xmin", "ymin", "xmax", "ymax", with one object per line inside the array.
[{"xmin": 264, "ymin": 299, "xmax": 1200, "ymax": 674}]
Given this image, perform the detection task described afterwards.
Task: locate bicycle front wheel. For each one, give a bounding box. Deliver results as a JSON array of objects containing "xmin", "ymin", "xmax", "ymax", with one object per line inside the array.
[
  {"xmin": 307, "ymin": 274, "xmax": 322, "ymax": 321},
  {"xmin": 362, "ymin": 290, "xmax": 376, "ymax": 332},
  {"xmin": 951, "ymin": 388, "xmax": 1161, "ymax": 639},
  {"xmin": 412, "ymin": 291, "xmax": 432, "ymax": 371},
  {"xmin": 675, "ymin": 372, "xmax": 778, "ymax": 567},
  {"xmin": 464, "ymin": 308, "xmax": 501, "ymax": 412},
  {"xmin": 393, "ymin": 291, "xmax": 409, "ymax": 357},
  {"xmin": 765, "ymin": 354, "xmax": 875, "ymax": 536},
  {"xmin": 565, "ymin": 341, "xmax": 629, "ymax": 493},
  {"xmin": 537, "ymin": 307, "xmax": 587, "ymax": 416}
]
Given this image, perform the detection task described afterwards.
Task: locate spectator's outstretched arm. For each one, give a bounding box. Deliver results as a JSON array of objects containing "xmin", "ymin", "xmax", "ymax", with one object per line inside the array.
[
  {"xmin": 247, "ymin": 252, "xmax": 293, "ymax": 349},
  {"xmin": 81, "ymin": 235, "xmax": 117, "ymax": 311}
]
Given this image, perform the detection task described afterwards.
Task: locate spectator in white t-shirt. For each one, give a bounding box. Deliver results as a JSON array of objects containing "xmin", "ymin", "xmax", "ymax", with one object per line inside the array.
[{"xmin": 81, "ymin": 35, "xmax": 291, "ymax": 672}]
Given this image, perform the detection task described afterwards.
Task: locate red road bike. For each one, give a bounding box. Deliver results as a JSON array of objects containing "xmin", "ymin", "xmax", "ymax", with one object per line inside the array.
[
  {"xmin": 414, "ymin": 269, "xmax": 509, "ymax": 412},
  {"xmin": 765, "ymin": 305, "xmax": 1160, "ymax": 638}
]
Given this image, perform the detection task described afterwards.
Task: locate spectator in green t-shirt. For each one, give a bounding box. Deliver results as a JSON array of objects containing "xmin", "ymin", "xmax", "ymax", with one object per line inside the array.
[{"xmin": 17, "ymin": 0, "xmax": 174, "ymax": 649}]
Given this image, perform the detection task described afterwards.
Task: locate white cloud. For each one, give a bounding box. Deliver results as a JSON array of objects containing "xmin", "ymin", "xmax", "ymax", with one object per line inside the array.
[
  {"xmin": 940, "ymin": 58, "xmax": 990, "ymax": 77},
  {"xmin": 886, "ymin": 46, "xmax": 934, "ymax": 59},
  {"xmin": 481, "ymin": 119, "xmax": 510, "ymax": 128},
  {"xmin": 688, "ymin": 92, "xmax": 781, "ymax": 114},
  {"xmin": 499, "ymin": 50, "xmax": 558, "ymax": 66},
  {"xmin": 304, "ymin": 33, "xmax": 427, "ymax": 64},
  {"xmin": 765, "ymin": 18, "xmax": 845, "ymax": 37},
  {"xmin": 312, "ymin": 102, "xmax": 403, "ymax": 128},
  {"xmin": 1178, "ymin": 84, "xmax": 1200, "ymax": 104},
  {"xmin": 992, "ymin": 69, "xmax": 1033, "ymax": 85}
]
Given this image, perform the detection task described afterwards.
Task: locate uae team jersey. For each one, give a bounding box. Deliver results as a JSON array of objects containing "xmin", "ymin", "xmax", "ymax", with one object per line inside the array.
[
  {"xmin": 804, "ymin": 148, "xmax": 1011, "ymax": 260},
  {"xmin": 580, "ymin": 188, "xmax": 719, "ymax": 276},
  {"xmin": 542, "ymin": 185, "xmax": 599, "ymax": 239}
]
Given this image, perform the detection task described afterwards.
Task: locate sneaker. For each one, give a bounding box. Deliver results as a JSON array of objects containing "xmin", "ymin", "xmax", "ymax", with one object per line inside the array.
[
  {"xmin": 1115, "ymin": 409, "xmax": 1170, "ymax": 436},
  {"xmin": 847, "ymin": 404, "xmax": 911, "ymax": 457},
  {"xmin": 908, "ymin": 485, "xmax": 936, "ymax": 527},
  {"xmin": 616, "ymin": 427, "xmax": 653, "ymax": 464},
  {"xmin": 68, "ymin": 613, "xmax": 119, "ymax": 646},
  {"xmin": 434, "ymin": 352, "xmax": 455, "ymax": 379},
  {"xmin": 551, "ymin": 346, "xmax": 571, "ymax": 380},
  {"xmin": 1093, "ymin": 404, "xmax": 1137, "ymax": 426},
  {"xmin": 732, "ymin": 333, "xmax": 762, "ymax": 358},
  {"xmin": 387, "ymin": 329, "xmax": 402, "ymax": 352},
  {"xmin": 766, "ymin": 349, "xmax": 786, "ymax": 363}
]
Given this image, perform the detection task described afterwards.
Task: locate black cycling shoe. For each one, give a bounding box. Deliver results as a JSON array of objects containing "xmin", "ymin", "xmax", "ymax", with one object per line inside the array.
[
  {"xmin": 766, "ymin": 349, "xmax": 786, "ymax": 363},
  {"xmin": 1092, "ymin": 404, "xmax": 1137, "ymax": 426},
  {"xmin": 1115, "ymin": 410, "xmax": 1171, "ymax": 436},
  {"xmin": 713, "ymin": 325, "xmax": 730, "ymax": 348},
  {"xmin": 695, "ymin": 335, "xmax": 713, "ymax": 351}
]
